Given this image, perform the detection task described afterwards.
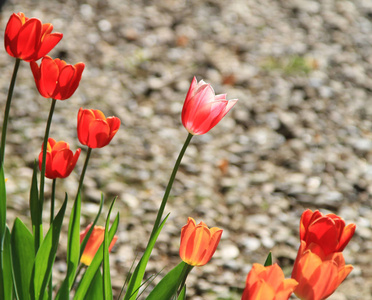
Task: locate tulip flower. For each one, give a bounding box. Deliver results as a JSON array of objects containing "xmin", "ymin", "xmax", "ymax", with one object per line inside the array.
[
  {"xmin": 38, "ymin": 138, "xmax": 81, "ymax": 179},
  {"xmin": 4, "ymin": 12, "xmax": 62, "ymax": 62},
  {"xmin": 30, "ymin": 56, "xmax": 85, "ymax": 100},
  {"xmin": 77, "ymin": 108, "xmax": 121, "ymax": 148},
  {"xmin": 292, "ymin": 242, "xmax": 353, "ymax": 300},
  {"xmin": 241, "ymin": 263, "xmax": 298, "ymax": 300},
  {"xmin": 300, "ymin": 209, "xmax": 356, "ymax": 256},
  {"xmin": 181, "ymin": 77, "xmax": 238, "ymax": 135},
  {"xmin": 80, "ymin": 224, "xmax": 118, "ymax": 266},
  {"xmin": 179, "ymin": 217, "xmax": 223, "ymax": 266}
]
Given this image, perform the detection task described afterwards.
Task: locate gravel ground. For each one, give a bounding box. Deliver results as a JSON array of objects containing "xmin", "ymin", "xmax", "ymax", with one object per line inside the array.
[{"xmin": 1, "ymin": 0, "xmax": 372, "ymax": 299}]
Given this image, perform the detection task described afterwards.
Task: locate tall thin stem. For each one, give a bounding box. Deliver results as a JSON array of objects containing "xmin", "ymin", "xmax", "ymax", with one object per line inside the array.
[
  {"xmin": 50, "ymin": 179, "xmax": 56, "ymax": 224},
  {"xmin": 176, "ymin": 262, "xmax": 193, "ymax": 298},
  {"xmin": 39, "ymin": 99, "xmax": 57, "ymax": 209},
  {"xmin": 37, "ymin": 98, "xmax": 57, "ymax": 253},
  {"xmin": 149, "ymin": 133, "xmax": 193, "ymax": 241},
  {"xmin": 76, "ymin": 147, "xmax": 92, "ymax": 200},
  {"xmin": 0, "ymin": 58, "xmax": 21, "ymax": 167}
]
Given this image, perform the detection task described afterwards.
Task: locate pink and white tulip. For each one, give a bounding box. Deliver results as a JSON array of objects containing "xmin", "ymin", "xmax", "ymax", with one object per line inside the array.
[{"xmin": 181, "ymin": 77, "xmax": 238, "ymax": 135}]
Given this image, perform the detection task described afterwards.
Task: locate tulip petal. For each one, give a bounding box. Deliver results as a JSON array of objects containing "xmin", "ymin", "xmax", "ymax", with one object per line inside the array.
[
  {"xmin": 87, "ymin": 119, "xmax": 110, "ymax": 148},
  {"xmin": 39, "ymin": 56, "xmax": 59, "ymax": 98},
  {"xmin": 179, "ymin": 218, "xmax": 196, "ymax": 261},
  {"xmin": 54, "ymin": 65, "xmax": 76, "ymax": 99},
  {"xmin": 78, "ymin": 108, "xmax": 96, "ymax": 146},
  {"xmin": 106, "ymin": 117, "xmax": 121, "ymax": 142},
  {"xmin": 52, "ymin": 149, "xmax": 73, "ymax": 177},
  {"xmin": 338, "ymin": 223, "xmax": 356, "ymax": 252},
  {"xmin": 4, "ymin": 13, "xmax": 23, "ymax": 57},
  {"xmin": 36, "ymin": 32, "xmax": 63, "ymax": 60},
  {"xmin": 198, "ymin": 228, "xmax": 222, "ymax": 266},
  {"xmin": 80, "ymin": 225, "xmax": 118, "ymax": 266},
  {"xmin": 62, "ymin": 63, "xmax": 85, "ymax": 100},
  {"xmin": 17, "ymin": 18, "xmax": 42, "ymax": 61}
]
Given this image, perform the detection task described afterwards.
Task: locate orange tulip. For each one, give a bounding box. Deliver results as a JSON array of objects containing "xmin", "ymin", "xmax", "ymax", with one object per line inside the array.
[
  {"xmin": 38, "ymin": 138, "xmax": 80, "ymax": 179},
  {"xmin": 181, "ymin": 77, "xmax": 238, "ymax": 135},
  {"xmin": 80, "ymin": 224, "xmax": 118, "ymax": 266},
  {"xmin": 77, "ymin": 108, "xmax": 121, "ymax": 148},
  {"xmin": 4, "ymin": 12, "xmax": 62, "ymax": 62},
  {"xmin": 292, "ymin": 242, "xmax": 353, "ymax": 300},
  {"xmin": 30, "ymin": 56, "xmax": 85, "ymax": 100},
  {"xmin": 300, "ymin": 209, "xmax": 356, "ymax": 256},
  {"xmin": 179, "ymin": 217, "xmax": 223, "ymax": 266},
  {"xmin": 242, "ymin": 263, "xmax": 298, "ymax": 300}
]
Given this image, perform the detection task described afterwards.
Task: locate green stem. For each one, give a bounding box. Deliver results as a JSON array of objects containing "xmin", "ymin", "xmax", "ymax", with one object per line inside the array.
[
  {"xmin": 48, "ymin": 178, "xmax": 56, "ymax": 299},
  {"xmin": 76, "ymin": 147, "xmax": 92, "ymax": 200},
  {"xmin": 39, "ymin": 99, "xmax": 57, "ymax": 205},
  {"xmin": 37, "ymin": 98, "xmax": 57, "ymax": 252},
  {"xmin": 50, "ymin": 178, "xmax": 56, "ymax": 224},
  {"xmin": 0, "ymin": 58, "xmax": 21, "ymax": 167},
  {"xmin": 149, "ymin": 133, "xmax": 193, "ymax": 241},
  {"xmin": 176, "ymin": 262, "xmax": 193, "ymax": 298},
  {"xmin": 71, "ymin": 264, "xmax": 85, "ymax": 290}
]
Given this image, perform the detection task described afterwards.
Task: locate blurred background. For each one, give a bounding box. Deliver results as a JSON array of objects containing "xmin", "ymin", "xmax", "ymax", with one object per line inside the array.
[{"xmin": 1, "ymin": 0, "xmax": 372, "ymax": 299}]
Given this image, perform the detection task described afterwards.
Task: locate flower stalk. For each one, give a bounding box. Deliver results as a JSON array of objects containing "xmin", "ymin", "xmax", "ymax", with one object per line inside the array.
[
  {"xmin": 149, "ymin": 133, "xmax": 193, "ymax": 240},
  {"xmin": 0, "ymin": 58, "xmax": 21, "ymax": 167}
]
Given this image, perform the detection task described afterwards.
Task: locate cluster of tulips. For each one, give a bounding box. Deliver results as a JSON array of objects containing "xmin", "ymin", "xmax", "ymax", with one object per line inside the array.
[
  {"xmin": 242, "ymin": 209, "xmax": 356, "ymax": 299},
  {"xmin": 0, "ymin": 12, "xmax": 356, "ymax": 300}
]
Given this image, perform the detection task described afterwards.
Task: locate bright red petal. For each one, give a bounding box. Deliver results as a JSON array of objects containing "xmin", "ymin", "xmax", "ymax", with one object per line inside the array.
[
  {"xmin": 17, "ymin": 18, "xmax": 42, "ymax": 61},
  {"xmin": 87, "ymin": 119, "xmax": 110, "ymax": 148}
]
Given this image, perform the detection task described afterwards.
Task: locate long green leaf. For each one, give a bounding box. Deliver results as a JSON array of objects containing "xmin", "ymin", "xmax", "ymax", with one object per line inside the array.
[
  {"xmin": 30, "ymin": 194, "xmax": 67, "ymax": 300},
  {"xmin": 103, "ymin": 198, "xmax": 116, "ymax": 300},
  {"xmin": 84, "ymin": 270, "xmax": 103, "ymax": 300},
  {"xmin": 56, "ymin": 194, "xmax": 105, "ymax": 300},
  {"xmin": 2, "ymin": 227, "xmax": 13, "ymax": 300},
  {"xmin": 74, "ymin": 213, "xmax": 119, "ymax": 300},
  {"xmin": 29, "ymin": 161, "xmax": 42, "ymax": 251},
  {"xmin": 56, "ymin": 193, "xmax": 82, "ymax": 300},
  {"xmin": 79, "ymin": 194, "xmax": 104, "ymax": 261},
  {"xmin": 11, "ymin": 218, "xmax": 35, "ymax": 300},
  {"xmin": 67, "ymin": 192, "xmax": 82, "ymax": 287},
  {"xmin": 146, "ymin": 262, "xmax": 192, "ymax": 300},
  {"xmin": 123, "ymin": 215, "xmax": 169, "ymax": 300}
]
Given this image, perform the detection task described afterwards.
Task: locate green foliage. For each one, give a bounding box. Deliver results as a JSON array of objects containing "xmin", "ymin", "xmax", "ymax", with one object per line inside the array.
[
  {"xmin": 11, "ymin": 218, "xmax": 35, "ymax": 300},
  {"xmin": 30, "ymin": 194, "xmax": 67, "ymax": 300},
  {"xmin": 264, "ymin": 252, "xmax": 273, "ymax": 266},
  {"xmin": 2, "ymin": 227, "xmax": 13, "ymax": 300},
  {"xmin": 123, "ymin": 215, "xmax": 169, "ymax": 300},
  {"xmin": 103, "ymin": 198, "xmax": 117, "ymax": 300},
  {"xmin": 80, "ymin": 194, "xmax": 104, "ymax": 260},
  {"xmin": 74, "ymin": 213, "xmax": 119, "ymax": 300},
  {"xmin": 84, "ymin": 270, "xmax": 103, "ymax": 300},
  {"xmin": 177, "ymin": 285, "xmax": 186, "ymax": 300},
  {"xmin": 146, "ymin": 261, "xmax": 192, "ymax": 300},
  {"xmin": 29, "ymin": 162, "xmax": 42, "ymax": 251}
]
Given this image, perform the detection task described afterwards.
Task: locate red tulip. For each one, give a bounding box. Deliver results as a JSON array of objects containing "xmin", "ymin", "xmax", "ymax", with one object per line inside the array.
[
  {"xmin": 292, "ymin": 242, "xmax": 353, "ymax": 300},
  {"xmin": 77, "ymin": 108, "xmax": 121, "ymax": 148},
  {"xmin": 30, "ymin": 56, "xmax": 85, "ymax": 100},
  {"xmin": 181, "ymin": 77, "xmax": 238, "ymax": 135},
  {"xmin": 179, "ymin": 217, "xmax": 223, "ymax": 266},
  {"xmin": 242, "ymin": 263, "xmax": 298, "ymax": 300},
  {"xmin": 4, "ymin": 12, "xmax": 62, "ymax": 62},
  {"xmin": 300, "ymin": 209, "xmax": 356, "ymax": 256},
  {"xmin": 80, "ymin": 224, "xmax": 118, "ymax": 266},
  {"xmin": 39, "ymin": 138, "xmax": 80, "ymax": 179}
]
